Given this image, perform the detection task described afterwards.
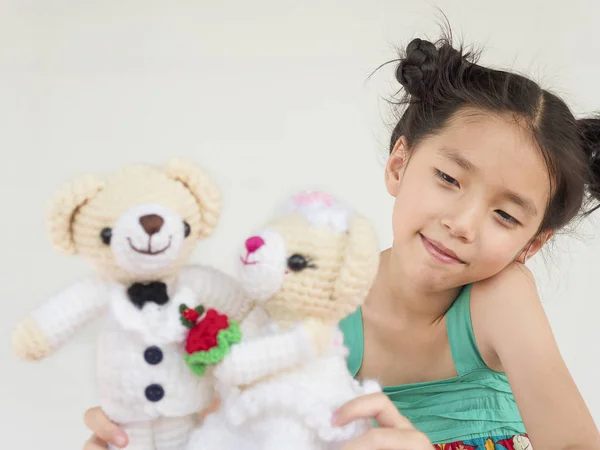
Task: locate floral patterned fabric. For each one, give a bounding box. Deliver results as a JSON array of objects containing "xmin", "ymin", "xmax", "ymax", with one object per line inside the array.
[{"xmin": 434, "ymin": 434, "xmax": 532, "ymax": 449}]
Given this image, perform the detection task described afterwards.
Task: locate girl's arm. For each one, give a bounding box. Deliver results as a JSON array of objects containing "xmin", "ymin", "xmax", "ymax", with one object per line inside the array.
[{"xmin": 472, "ymin": 263, "xmax": 600, "ymax": 449}]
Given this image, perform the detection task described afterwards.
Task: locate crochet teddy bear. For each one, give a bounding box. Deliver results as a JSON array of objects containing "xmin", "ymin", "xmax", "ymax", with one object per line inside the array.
[
  {"xmin": 186, "ymin": 191, "xmax": 382, "ymax": 450},
  {"xmin": 11, "ymin": 159, "xmax": 250, "ymax": 450}
]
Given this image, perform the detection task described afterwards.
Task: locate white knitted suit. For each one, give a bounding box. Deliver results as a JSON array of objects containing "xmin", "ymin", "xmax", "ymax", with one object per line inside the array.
[
  {"xmin": 12, "ymin": 160, "xmax": 251, "ymax": 450},
  {"xmin": 187, "ymin": 192, "xmax": 382, "ymax": 450}
]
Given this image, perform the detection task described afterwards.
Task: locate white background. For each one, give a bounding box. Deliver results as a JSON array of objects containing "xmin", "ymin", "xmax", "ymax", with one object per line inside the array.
[{"xmin": 2, "ymin": 0, "xmax": 599, "ymax": 448}]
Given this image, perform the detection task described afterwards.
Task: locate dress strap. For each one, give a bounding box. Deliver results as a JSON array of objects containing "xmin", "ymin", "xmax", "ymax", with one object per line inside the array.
[
  {"xmin": 339, "ymin": 307, "xmax": 364, "ymax": 377},
  {"xmin": 446, "ymin": 284, "xmax": 489, "ymax": 376}
]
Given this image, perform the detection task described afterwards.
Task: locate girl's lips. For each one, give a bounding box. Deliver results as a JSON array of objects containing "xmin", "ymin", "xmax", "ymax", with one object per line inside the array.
[{"xmin": 420, "ymin": 234, "xmax": 466, "ymax": 264}]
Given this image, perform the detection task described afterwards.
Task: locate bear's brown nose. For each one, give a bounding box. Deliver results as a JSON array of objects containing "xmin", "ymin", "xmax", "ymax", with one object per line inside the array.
[{"xmin": 139, "ymin": 214, "xmax": 164, "ymax": 236}]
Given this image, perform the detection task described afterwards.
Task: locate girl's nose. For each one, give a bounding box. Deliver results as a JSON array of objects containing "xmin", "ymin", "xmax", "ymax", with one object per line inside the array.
[
  {"xmin": 441, "ymin": 203, "xmax": 480, "ymax": 243},
  {"xmin": 245, "ymin": 236, "xmax": 265, "ymax": 254}
]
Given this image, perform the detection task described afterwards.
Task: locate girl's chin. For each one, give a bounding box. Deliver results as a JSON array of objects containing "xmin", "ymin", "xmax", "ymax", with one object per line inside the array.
[{"xmin": 404, "ymin": 258, "xmax": 470, "ymax": 290}]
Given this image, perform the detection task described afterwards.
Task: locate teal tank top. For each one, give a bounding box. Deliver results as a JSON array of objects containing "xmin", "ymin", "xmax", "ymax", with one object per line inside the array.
[{"xmin": 339, "ymin": 284, "xmax": 526, "ymax": 444}]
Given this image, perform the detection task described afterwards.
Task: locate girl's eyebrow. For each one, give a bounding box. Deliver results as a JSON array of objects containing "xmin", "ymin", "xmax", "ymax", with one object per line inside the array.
[
  {"xmin": 438, "ymin": 147, "xmax": 477, "ymax": 172},
  {"xmin": 502, "ymin": 189, "xmax": 538, "ymax": 216}
]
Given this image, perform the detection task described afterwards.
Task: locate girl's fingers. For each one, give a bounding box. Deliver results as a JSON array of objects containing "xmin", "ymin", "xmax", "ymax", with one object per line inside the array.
[
  {"xmin": 341, "ymin": 427, "xmax": 434, "ymax": 450},
  {"xmin": 83, "ymin": 407, "xmax": 128, "ymax": 448},
  {"xmin": 335, "ymin": 393, "xmax": 435, "ymax": 449},
  {"xmin": 83, "ymin": 435, "xmax": 109, "ymax": 450},
  {"xmin": 333, "ymin": 392, "xmax": 414, "ymax": 429}
]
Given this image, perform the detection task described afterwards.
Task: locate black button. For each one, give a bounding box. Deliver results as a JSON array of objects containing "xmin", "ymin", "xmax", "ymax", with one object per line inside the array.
[
  {"xmin": 144, "ymin": 346, "xmax": 163, "ymax": 365},
  {"xmin": 145, "ymin": 384, "xmax": 164, "ymax": 402}
]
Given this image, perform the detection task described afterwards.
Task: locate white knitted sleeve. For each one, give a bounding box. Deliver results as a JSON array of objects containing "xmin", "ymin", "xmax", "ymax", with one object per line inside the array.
[
  {"xmin": 178, "ymin": 265, "xmax": 252, "ymax": 321},
  {"xmin": 239, "ymin": 306, "xmax": 270, "ymax": 337},
  {"xmin": 214, "ymin": 324, "xmax": 314, "ymax": 387},
  {"xmin": 30, "ymin": 276, "xmax": 109, "ymax": 351}
]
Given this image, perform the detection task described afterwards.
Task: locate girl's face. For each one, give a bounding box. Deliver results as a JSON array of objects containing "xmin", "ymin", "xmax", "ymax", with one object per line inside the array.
[{"xmin": 386, "ymin": 109, "xmax": 552, "ymax": 291}]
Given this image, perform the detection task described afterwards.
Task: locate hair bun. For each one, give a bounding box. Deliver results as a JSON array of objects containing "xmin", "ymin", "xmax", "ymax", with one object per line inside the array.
[{"xmin": 396, "ymin": 38, "xmax": 439, "ymax": 99}]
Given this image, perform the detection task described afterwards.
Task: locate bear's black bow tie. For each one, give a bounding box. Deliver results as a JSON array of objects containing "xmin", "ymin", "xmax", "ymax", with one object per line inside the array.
[{"xmin": 127, "ymin": 282, "xmax": 169, "ymax": 309}]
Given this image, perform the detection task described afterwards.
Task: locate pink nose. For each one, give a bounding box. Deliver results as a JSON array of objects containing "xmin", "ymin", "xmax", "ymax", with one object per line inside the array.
[{"xmin": 245, "ymin": 236, "xmax": 265, "ymax": 254}]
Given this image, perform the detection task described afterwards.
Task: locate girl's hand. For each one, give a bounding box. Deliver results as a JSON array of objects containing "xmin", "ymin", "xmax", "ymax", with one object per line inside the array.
[
  {"xmin": 333, "ymin": 393, "xmax": 434, "ymax": 449},
  {"xmin": 83, "ymin": 407, "xmax": 128, "ymax": 449},
  {"xmin": 82, "ymin": 397, "xmax": 220, "ymax": 449}
]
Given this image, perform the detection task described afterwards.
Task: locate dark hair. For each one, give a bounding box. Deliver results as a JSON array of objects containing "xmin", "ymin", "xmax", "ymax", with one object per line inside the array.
[{"xmin": 386, "ymin": 35, "xmax": 600, "ymax": 235}]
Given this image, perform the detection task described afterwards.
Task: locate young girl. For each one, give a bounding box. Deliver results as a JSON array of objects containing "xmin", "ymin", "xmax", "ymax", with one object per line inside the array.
[{"xmin": 82, "ymin": 36, "xmax": 600, "ymax": 449}]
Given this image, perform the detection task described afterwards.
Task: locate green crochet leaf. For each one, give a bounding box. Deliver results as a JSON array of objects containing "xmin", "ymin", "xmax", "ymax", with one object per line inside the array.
[
  {"xmin": 184, "ymin": 321, "xmax": 242, "ymax": 376},
  {"xmin": 179, "ymin": 303, "xmax": 205, "ymax": 329}
]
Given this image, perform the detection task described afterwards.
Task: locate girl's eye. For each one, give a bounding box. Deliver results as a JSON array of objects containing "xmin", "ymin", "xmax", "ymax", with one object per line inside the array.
[
  {"xmin": 496, "ymin": 210, "xmax": 520, "ymax": 226},
  {"xmin": 434, "ymin": 169, "xmax": 459, "ymax": 187}
]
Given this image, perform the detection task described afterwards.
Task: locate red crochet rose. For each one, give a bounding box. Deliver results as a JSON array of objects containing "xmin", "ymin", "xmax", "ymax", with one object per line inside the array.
[
  {"xmin": 179, "ymin": 303, "xmax": 242, "ymax": 377},
  {"xmin": 185, "ymin": 309, "xmax": 230, "ymax": 354}
]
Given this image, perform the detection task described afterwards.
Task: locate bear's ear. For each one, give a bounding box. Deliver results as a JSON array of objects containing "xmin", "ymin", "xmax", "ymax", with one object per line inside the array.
[
  {"xmin": 332, "ymin": 214, "xmax": 380, "ymax": 310},
  {"xmin": 164, "ymin": 159, "xmax": 222, "ymax": 238},
  {"xmin": 46, "ymin": 175, "xmax": 105, "ymax": 254}
]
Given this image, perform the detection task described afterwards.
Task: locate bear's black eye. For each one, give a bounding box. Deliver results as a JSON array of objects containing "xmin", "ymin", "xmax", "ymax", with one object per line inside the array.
[
  {"xmin": 183, "ymin": 221, "xmax": 191, "ymax": 238},
  {"xmin": 100, "ymin": 228, "xmax": 112, "ymax": 245},
  {"xmin": 287, "ymin": 254, "xmax": 316, "ymax": 272}
]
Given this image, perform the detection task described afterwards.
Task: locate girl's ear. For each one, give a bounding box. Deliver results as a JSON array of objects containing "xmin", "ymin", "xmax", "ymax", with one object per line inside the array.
[
  {"xmin": 516, "ymin": 230, "xmax": 554, "ymax": 263},
  {"xmin": 385, "ymin": 136, "xmax": 410, "ymax": 197}
]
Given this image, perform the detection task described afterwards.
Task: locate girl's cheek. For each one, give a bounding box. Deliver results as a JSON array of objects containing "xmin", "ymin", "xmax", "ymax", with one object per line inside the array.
[{"xmin": 479, "ymin": 231, "xmax": 521, "ymax": 266}]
